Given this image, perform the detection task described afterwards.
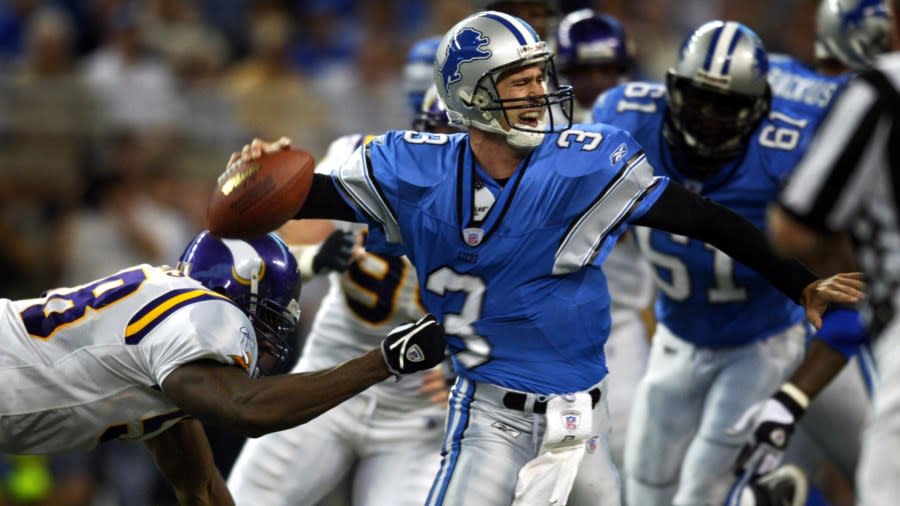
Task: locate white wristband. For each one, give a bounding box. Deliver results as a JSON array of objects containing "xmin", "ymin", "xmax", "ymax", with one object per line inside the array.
[
  {"xmin": 780, "ymin": 382, "xmax": 811, "ymax": 410},
  {"xmin": 289, "ymin": 244, "xmax": 322, "ymax": 280}
]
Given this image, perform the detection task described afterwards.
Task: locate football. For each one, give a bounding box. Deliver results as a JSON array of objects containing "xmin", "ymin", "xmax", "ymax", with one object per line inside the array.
[{"xmin": 207, "ymin": 148, "xmax": 315, "ymax": 238}]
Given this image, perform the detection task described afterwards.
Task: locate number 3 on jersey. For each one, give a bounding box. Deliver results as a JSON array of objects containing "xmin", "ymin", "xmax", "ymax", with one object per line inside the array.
[{"xmin": 426, "ymin": 266, "xmax": 490, "ymax": 368}]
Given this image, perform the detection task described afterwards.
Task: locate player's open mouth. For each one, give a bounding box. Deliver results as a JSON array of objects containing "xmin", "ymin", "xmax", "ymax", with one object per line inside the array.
[{"xmin": 518, "ymin": 111, "xmax": 542, "ymax": 128}]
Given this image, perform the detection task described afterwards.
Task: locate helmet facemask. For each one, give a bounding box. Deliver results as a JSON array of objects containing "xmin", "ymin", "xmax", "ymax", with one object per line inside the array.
[
  {"xmin": 665, "ymin": 71, "xmax": 771, "ymax": 163},
  {"xmin": 465, "ymin": 56, "xmax": 574, "ymax": 149},
  {"xmin": 240, "ymin": 290, "xmax": 300, "ymax": 377},
  {"xmin": 662, "ymin": 21, "xmax": 772, "ymax": 175}
]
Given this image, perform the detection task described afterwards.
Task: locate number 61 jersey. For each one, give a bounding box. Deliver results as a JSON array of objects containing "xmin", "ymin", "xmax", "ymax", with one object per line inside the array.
[
  {"xmin": 333, "ymin": 127, "xmax": 668, "ymax": 394},
  {"xmin": 592, "ymin": 82, "xmax": 822, "ymax": 347},
  {"xmin": 0, "ymin": 266, "xmax": 257, "ymax": 453}
]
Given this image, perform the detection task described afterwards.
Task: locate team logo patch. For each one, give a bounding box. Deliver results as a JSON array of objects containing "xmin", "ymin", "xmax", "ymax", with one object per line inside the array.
[
  {"xmin": 406, "ymin": 344, "xmax": 425, "ymax": 363},
  {"xmin": 562, "ymin": 409, "xmax": 581, "ymax": 432},
  {"xmin": 586, "ymin": 436, "xmax": 599, "ymax": 454},
  {"xmin": 610, "ymin": 143, "xmax": 628, "ymax": 164},
  {"xmin": 440, "ymin": 28, "xmax": 492, "ymax": 94}
]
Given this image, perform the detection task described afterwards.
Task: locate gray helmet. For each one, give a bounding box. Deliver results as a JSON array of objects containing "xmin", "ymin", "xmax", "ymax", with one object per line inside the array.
[
  {"xmin": 665, "ymin": 20, "xmax": 771, "ymax": 162},
  {"xmin": 434, "ymin": 11, "xmax": 573, "ymax": 149},
  {"xmin": 816, "ymin": 0, "xmax": 892, "ymax": 70}
]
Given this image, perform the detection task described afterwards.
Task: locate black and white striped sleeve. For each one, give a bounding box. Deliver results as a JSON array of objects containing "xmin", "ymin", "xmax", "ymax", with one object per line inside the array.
[{"xmin": 779, "ymin": 69, "xmax": 898, "ymax": 234}]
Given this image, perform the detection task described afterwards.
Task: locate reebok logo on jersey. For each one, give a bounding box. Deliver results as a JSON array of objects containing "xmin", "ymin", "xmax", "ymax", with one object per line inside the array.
[
  {"xmin": 406, "ymin": 344, "xmax": 425, "ymax": 363},
  {"xmin": 610, "ymin": 143, "xmax": 628, "ymax": 164}
]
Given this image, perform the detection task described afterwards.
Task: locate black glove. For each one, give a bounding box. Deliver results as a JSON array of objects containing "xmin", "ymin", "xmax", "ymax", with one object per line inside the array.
[
  {"xmin": 729, "ymin": 385, "xmax": 808, "ymax": 479},
  {"xmin": 312, "ymin": 230, "xmax": 356, "ymax": 274},
  {"xmin": 381, "ymin": 314, "xmax": 446, "ymax": 377}
]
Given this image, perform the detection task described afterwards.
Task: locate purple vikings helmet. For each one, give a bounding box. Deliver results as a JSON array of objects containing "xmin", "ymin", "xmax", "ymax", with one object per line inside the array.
[
  {"xmin": 177, "ymin": 231, "xmax": 301, "ymax": 376},
  {"xmin": 412, "ymin": 84, "xmax": 455, "ymax": 132},
  {"xmin": 816, "ymin": 0, "xmax": 892, "ymax": 70},
  {"xmin": 556, "ymin": 9, "xmax": 633, "ymax": 108},
  {"xmin": 556, "ymin": 9, "xmax": 632, "ymax": 73},
  {"xmin": 665, "ymin": 21, "xmax": 771, "ymax": 164}
]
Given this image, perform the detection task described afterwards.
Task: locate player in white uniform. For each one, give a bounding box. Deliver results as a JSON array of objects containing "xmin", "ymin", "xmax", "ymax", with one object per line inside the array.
[
  {"xmin": 0, "ymin": 231, "xmax": 448, "ymax": 505},
  {"xmin": 555, "ymin": 9, "xmax": 656, "ymax": 472},
  {"xmin": 227, "ymin": 87, "xmax": 458, "ymax": 506}
]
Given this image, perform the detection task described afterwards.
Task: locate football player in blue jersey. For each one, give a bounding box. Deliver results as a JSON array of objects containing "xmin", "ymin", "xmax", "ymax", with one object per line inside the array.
[
  {"xmin": 227, "ymin": 39, "xmax": 457, "ymax": 506},
  {"xmin": 555, "ymin": 8, "xmax": 656, "ymax": 476},
  {"xmin": 226, "ymin": 12, "xmax": 863, "ymax": 506},
  {"xmin": 590, "ymin": 20, "xmax": 859, "ymax": 506}
]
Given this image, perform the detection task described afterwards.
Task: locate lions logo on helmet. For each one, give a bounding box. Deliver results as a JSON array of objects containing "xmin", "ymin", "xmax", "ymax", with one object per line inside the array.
[
  {"xmin": 434, "ymin": 11, "xmax": 573, "ymax": 150},
  {"xmin": 440, "ymin": 28, "xmax": 493, "ymax": 94},
  {"xmin": 816, "ymin": 0, "xmax": 892, "ymax": 70},
  {"xmin": 665, "ymin": 21, "xmax": 771, "ymax": 164}
]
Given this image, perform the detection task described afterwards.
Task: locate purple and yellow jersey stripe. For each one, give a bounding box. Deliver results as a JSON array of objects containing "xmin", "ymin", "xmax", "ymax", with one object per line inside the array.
[{"xmin": 124, "ymin": 289, "xmax": 232, "ymax": 345}]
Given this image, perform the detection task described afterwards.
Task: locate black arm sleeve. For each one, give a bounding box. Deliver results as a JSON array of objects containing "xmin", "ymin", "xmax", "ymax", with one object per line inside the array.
[
  {"xmin": 632, "ymin": 180, "xmax": 817, "ymax": 303},
  {"xmin": 293, "ymin": 173, "xmax": 360, "ymax": 222}
]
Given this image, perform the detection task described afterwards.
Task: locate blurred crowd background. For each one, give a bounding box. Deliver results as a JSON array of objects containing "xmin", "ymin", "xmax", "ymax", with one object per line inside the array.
[{"xmin": 0, "ymin": 0, "xmax": 826, "ymax": 504}]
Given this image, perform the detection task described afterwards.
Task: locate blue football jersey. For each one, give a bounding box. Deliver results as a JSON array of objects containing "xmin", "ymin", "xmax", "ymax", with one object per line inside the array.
[
  {"xmin": 768, "ymin": 54, "xmax": 849, "ymax": 121},
  {"xmin": 592, "ymin": 81, "xmax": 824, "ymax": 348},
  {"xmin": 331, "ymin": 127, "xmax": 668, "ymax": 393}
]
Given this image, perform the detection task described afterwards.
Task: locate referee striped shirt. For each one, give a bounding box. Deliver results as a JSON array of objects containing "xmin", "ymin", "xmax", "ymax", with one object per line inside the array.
[{"xmin": 780, "ymin": 53, "xmax": 900, "ymax": 335}]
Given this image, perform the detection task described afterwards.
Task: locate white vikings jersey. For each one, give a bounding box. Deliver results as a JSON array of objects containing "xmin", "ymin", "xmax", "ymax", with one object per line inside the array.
[
  {"xmin": 0, "ymin": 265, "xmax": 257, "ymax": 454},
  {"xmin": 300, "ymin": 134, "xmax": 427, "ymax": 407}
]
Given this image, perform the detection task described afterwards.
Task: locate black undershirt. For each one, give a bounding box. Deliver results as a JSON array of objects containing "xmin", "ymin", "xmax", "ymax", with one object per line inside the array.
[{"xmin": 296, "ymin": 174, "xmax": 816, "ymax": 303}]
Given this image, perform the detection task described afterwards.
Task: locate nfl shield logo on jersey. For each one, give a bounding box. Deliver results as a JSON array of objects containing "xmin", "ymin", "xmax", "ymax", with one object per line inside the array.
[
  {"xmin": 463, "ymin": 227, "xmax": 484, "ymax": 246},
  {"xmin": 562, "ymin": 410, "xmax": 580, "ymax": 432}
]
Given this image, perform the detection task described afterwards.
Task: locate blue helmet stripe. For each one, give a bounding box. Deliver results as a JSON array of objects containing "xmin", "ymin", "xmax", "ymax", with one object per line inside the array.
[
  {"xmin": 702, "ymin": 25, "xmax": 724, "ymax": 71},
  {"xmin": 720, "ymin": 27, "xmax": 744, "ymax": 75},
  {"xmin": 484, "ymin": 12, "xmax": 528, "ymax": 45},
  {"xmin": 518, "ymin": 16, "xmax": 540, "ymax": 41}
]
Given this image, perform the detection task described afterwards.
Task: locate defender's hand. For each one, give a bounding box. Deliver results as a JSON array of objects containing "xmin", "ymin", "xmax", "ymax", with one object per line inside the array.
[
  {"xmin": 800, "ymin": 272, "xmax": 864, "ymax": 329},
  {"xmin": 312, "ymin": 230, "xmax": 357, "ymax": 274},
  {"xmin": 728, "ymin": 386, "xmax": 808, "ymax": 479},
  {"xmin": 381, "ymin": 314, "xmax": 446, "ymax": 378}
]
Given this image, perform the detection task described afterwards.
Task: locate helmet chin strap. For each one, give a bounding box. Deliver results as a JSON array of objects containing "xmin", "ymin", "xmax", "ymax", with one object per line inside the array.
[{"xmin": 465, "ymin": 112, "xmax": 545, "ymax": 150}]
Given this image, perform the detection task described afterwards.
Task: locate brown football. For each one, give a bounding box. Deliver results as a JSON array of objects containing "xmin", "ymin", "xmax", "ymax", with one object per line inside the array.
[{"xmin": 207, "ymin": 149, "xmax": 315, "ymax": 238}]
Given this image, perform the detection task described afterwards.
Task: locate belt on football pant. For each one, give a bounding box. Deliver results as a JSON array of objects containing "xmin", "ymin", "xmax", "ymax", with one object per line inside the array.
[{"xmin": 502, "ymin": 387, "xmax": 602, "ymax": 414}]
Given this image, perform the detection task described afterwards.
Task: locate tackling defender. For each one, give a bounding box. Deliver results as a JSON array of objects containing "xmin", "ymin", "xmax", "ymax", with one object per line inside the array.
[
  {"xmin": 227, "ymin": 11, "xmax": 862, "ymax": 506},
  {"xmin": 0, "ymin": 231, "xmax": 447, "ymax": 505}
]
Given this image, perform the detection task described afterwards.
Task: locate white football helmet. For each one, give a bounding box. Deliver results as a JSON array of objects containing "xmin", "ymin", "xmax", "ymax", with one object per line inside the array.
[{"xmin": 434, "ymin": 11, "xmax": 573, "ymax": 150}]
